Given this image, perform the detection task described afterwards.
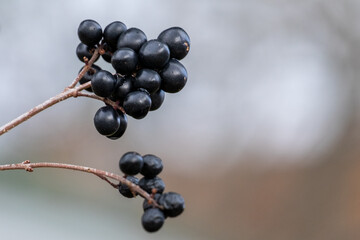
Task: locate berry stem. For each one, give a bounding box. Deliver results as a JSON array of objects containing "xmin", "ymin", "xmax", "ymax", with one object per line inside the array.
[
  {"xmin": 76, "ymin": 92, "xmax": 125, "ymax": 113},
  {"xmin": 69, "ymin": 48, "xmax": 100, "ymax": 88},
  {"xmin": 0, "ymin": 161, "xmax": 162, "ymax": 208}
]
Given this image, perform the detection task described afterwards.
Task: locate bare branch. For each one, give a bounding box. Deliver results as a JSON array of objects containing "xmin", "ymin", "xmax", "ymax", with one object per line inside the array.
[{"xmin": 0, "ymin": 161, "xmax": 162, "ymax": 209}]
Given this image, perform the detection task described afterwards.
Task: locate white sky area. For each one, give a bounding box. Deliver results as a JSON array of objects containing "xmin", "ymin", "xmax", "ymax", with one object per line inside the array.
[{"xmin": 0, "ymin": 0, "xmax": 351, "ymax": 167}]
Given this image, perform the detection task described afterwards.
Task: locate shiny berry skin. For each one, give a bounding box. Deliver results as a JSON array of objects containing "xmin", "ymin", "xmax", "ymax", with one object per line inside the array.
[
  {"xmin": 143, "ymin": 193, "xmax": 162, "ymax": 211},
  {"xmin": 123, "ymin": 90, "xmax": 152, "ymax": 119},
  {"xmin": 112, "ymin": 75, "xmax": 134, "ymax": 102},
  {"xmin": 118, "ymin": 176, "xmax": 139, "ymax": 198},
  {"xmin": 111, "ymin": 48, "xmax": 138, "ymax": 75},
  {"xmin": 141, "ymin": 208, "xmax": 165, "ymax": 233},
  {"xmin": 158, "ymin": 192, "xmax": 185, "ymax": 217},
  {"xmin": 76, "ymin": 43, "xmax": 98, "ymax": 62},
  {"xmin": 138, "ymin": 40, "xmax": 170, "ymax": 69},
  {"xmin": 91, "ymin": 70, "xmax": 117, "ymax": 97},
  {"xmin": 117, "ymin": 28, "xmax": 147, "ymax": 52},
  {"xmin": 93, "ymin": 106, "xmax": 120, "ymax": 136},
  {"xmin": 79, "ymin": 64, "xmax": 101, "ymax": 92},
  {"xmin": 101, "ymin": 43, "xmax": 114, "ymax": 63},
  {"xmin": 140, "ymin": 154, "xmax": 163, "ymax": 178},
  {"xmin": 134, "ymin": 69, "xmax": 161, "ymax": 94},
  {"xmin": 139, "ymin": 176, "xmax": 165, "ymax": 194},
  {"xmin": 149, "ymin": 89, "xmax": 165, "ymax": 111},
  {"xmin": 103, "ymin": 21, "xmax": 127, "ymax": 49},
  {"xmin": 77, "ymin": 19, "xmax": 102, "ymax": 46},
  {"xmin": 107, "ymin": 111, "xmax": 128, "ymax": 140},
  {"xmin": 158, "ymin": 27, "xmax": 190, "ymax": 60},
  {"xmin": 119, "ymin": 152, "xmax": 144, "ymax": 175},
  {"xmin": 160, "ymin": 59, "xmax": 188, "ymax": 93}
]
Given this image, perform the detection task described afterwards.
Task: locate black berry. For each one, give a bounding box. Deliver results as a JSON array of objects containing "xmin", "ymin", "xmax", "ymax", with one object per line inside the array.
[
  {"xmin": 158, "ymin": 27, "xmax": 190, "ymax": 60},
  {"xmin": 138, "ymin": 40, "xmax": 170, "ymax": 69},
  {"xmin": 160, "ymin": 59, "xmax": 188, "ymax": 93},
  {"xmin": 111, "ymin": 48, "xmax": 138, "ymax": 75},
  {"xmin": 79, "ymin": 64, "xmax": 102, "ymax": 92},
  {"xmin": 134, "ymin": 69, "xmax": 161, "ymax": 94},
  {"xmin": 76, "ymin": 43, "xmax": 98, "ymax": 62},
  {"xmin": 93, "ymin": 106, "xmax": 120, "ymax": 136},
  {"xmin": 143, "ymin": 193, "xmax": 162, "ymax": 211},
  {"xmin": 112, "ymin": 75, "xmax": 134, "ymax": 102},
  {"xmin": 118, "ymin": 175, "xmax": 139, "ymax": 198},
  {"xmin": 77, "ymin": 19, "xmax": 102, "ymax": 46},
  {"xmin": 149, "ymin": 89, "xmax": 165, "ymax": 111},
  {"xmin": 123, "ymin": 90, "xmax": 152, "ymax": 119},
  {"xmin": 158, "ymin": 192, "xmax": 185, "ymax": 217},
  {"xmin": 119, "ymin": 152, "xmax": 144, "ymax": 175},
  {"xmin": 91, "ymin": 70, "xmax": 117, "ymax": 97},
  {"xmin": 101, "ymin": 43, "xmax": 114, "ymax": 63},
  {"xmin": 103, "ymin": 21, "xmax": 127, "ymax": 49},
  {"xmin": 139, "ymin": 176, "xmax": 165, "ymax": 194},
  {"xmin": 107, "ymin": 111, "xmax": 128, "ymax": 140},
  {"xmin": 117, "ymin": 28, "xmax": 147, "ymax": 52},
  {"xmin": 140, "ymin": 154, "xmax": 163, "ymax": 178},
  {"xmin": 141, "ymin": 208, "xmax": 165, "ymax": 233}
]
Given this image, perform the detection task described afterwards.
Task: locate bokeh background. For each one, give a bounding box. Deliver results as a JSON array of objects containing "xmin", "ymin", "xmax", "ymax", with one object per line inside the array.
[{"xmin": 1, "ymin": 0, "xmax": 360, "ymax": 239}]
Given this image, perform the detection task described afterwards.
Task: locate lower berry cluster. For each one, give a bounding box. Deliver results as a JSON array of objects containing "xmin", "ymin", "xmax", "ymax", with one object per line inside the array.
[
  {"xmin": 118, "ymin": 152, "xmax": 185, "ymax": 232},
  {"xmin": 76, "ymin": 19, "xmax": 190, "ymax": 140}
]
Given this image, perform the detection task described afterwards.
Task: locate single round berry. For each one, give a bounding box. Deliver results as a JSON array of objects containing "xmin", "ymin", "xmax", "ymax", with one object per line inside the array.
[
  {"xmin": 160, "ymin": 59, "xmax": 188, "ymax": 93},
  {"xmin": 158, "ymin": 27, "xmax": 190, "ymax": 60},
  {"xmin": 93, "ymin": 106, "xmax": 120, "ymax": 136},
  {"xmin": 77, "ymin": 19, "xmax": 102, "ymax": 46},
  {"xmin": 117, "ymin": 28, "xmax": 147, "ymax": 52},
  {"xmin": 79, "ymin": 64, "xmax": 102, "ymax": 92},
  {"xmin": 119, "ymin": 152, "xmax": 144, "ymax": 175},
  {"xmin": 107, "ymin": 111, "xmax": 128, "ymax": 140},
  {"xmin": 111, "ymin": 48, "xmax": 138, "ymax": 75},
  {"xmin": 118, "ymin": 175, "xmax": 139, "ymax": 198},
  {"xmin": 158, "ymin": 192, "xmax": 185, "ymax": 217},
  {"xmin": 134, "ymin": 69, "xmax": 161, "ymax": 94},
  {"xmin": 143, "ymin": 193, "xmax": 162, "ymax": 211},
  {"xmin": 139, "ymin": 176, "xmax": 165, "ymax": 194},
  {"xmin": 103, "ymin": 21, "xmax": 127, "ymax": 49},
  {"xmin": 140, "ymin": 154, "xmax": 163, "ymax": 178},
  {"xmin": 112, "ymin": 75, "xmax": 134, "ymax": 102},
  {"xmin": 123, "ymin": 90, "xmax": 152, "ymax": 119},
  {"xmin": 141, "ymin": 208, "xmax": 165, "ymax": 233},
  {"xmin": 138, "ymin": 40, "xmax": 170, "ymax": 69},
  {"xmin": 101, "ymin": 43, "xmax": 114, "ymax": 63},
  {"xmin": 149, "ymin": 89, "xmax": 165, "ymax": 111},
  {"xmin": 76, "ymin": 43, "xmax": 98, "ymax": 62},
  {"xmin": 91, "ymin": 70, "xmax": 117, "ymax": 97}
]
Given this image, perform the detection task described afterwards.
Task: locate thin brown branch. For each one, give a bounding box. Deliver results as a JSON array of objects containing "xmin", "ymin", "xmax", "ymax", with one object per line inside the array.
[
  {"xmin": 0, "ymin": 161, "xmax": 162, "ymax": 208},
  {"xmin": 0, "ymin": 83, "xmax": 86, "ymax": 136},
  {"xmin": 0, "ymin": 46, "xmax": 121, "ymax": 136},
  {"xmin": 76, "ymin": 92, "xmax": 125, "ymax": 113},
  {"xmin": 68, "ymin": 48, "xmax": 99, "ymax": 88}
]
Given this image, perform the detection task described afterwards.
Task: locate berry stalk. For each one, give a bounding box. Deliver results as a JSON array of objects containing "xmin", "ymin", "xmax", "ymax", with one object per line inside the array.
[{"xmin": 0, "ymin": 160, "xmax": 162, "ymax": 208}]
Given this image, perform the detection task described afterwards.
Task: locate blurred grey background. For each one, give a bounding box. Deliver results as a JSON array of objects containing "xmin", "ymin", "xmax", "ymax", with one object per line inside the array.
[{"xmin": 1, "ymin": 0, "xmax": 360, "ymax": 239}]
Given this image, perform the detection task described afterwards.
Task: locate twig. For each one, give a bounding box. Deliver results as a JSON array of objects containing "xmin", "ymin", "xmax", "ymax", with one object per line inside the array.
[
  {"xmin": 76, "ymin": 92, "xmax": 125, "ymax": 113},
  {"xmin": 0, "ymin": 46, "xmax": 124, "ymax": 136},
  {"xmin": 68, "ymin": 48, "xmax": 99, "ymax": 88},
  {"xmin": 0, "ymin": 161, "xmax": 162, "ymax": 208}
]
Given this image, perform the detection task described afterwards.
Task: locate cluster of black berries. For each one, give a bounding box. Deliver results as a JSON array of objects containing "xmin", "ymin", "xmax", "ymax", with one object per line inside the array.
[
  {"xmin": 118, "ymin": 152, "xmax": 185, "ymax": 232},
  {"xmin": 76, "ymin": 19, "xmax": 190, "ymax": 139}
]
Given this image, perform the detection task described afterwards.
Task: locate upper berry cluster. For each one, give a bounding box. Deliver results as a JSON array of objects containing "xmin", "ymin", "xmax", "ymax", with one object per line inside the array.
[{"xmin": 76, "ymin": 19, "xmax": 190, "ymax": 139}]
